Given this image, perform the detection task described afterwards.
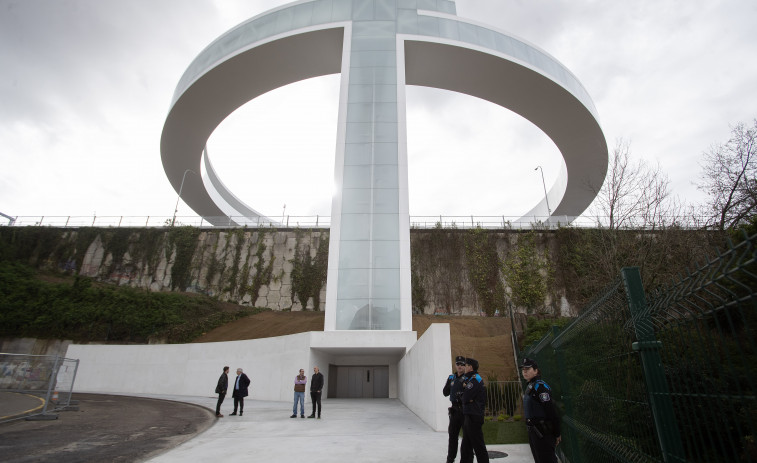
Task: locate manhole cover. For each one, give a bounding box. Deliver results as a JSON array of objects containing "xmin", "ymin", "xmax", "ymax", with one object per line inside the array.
[{"xmin": 489, "ymin": 450, "xmax": 508, "ymax": 459}]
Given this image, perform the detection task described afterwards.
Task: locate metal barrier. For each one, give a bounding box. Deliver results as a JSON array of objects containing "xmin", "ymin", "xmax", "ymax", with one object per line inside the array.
[
  {"xmin": 520, "ymin": 231, "xmax": 757, "ymax": 463},
  {"xmin": 485, "ymin": 381, "xmax": 524, "ymax": 419},
  {"xmin": 0, "ymin": 353, "xmax": 80, "ymax": 422},
  {"xmin": 2, "ymin": 214, "xmax": 711, "ymax": 230}
]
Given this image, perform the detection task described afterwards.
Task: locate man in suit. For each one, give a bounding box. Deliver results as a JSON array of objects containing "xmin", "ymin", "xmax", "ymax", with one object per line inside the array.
[
  {"xmin": 215, "ymin": 366, "xmax": 229, "ymax": 417},
  {"xmin": 308, "ymin": 366, "xmax": 324, "ymax": 419},
  {"xmin": 230, "ymin": 367, "xmax": 250, "ymax": 416}
]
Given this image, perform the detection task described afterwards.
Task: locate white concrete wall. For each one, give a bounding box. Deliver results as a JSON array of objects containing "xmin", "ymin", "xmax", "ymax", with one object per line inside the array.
[
  {"xmin": 65, "ymin": 330, "xmax": 421, "ymax": 403},
  {"xmin": 398, "ymin": 323, "xmax": 452, "ymax": 432},
  {"xmin": 66, "ymin": 333, "xmax": 314, "ymax": 402}
]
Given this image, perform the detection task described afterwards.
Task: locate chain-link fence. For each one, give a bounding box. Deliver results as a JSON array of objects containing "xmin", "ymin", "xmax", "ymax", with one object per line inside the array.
[
  {"xmin": 0, "ymin": 353, "xmax": 79, "ymax": 422},
  {"xmin": 519, "ymin": 231, "xmax": 757, "ymax": 463}
]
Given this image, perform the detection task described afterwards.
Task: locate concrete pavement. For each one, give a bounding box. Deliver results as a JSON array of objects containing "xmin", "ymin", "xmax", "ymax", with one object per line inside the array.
[{"xmin": 144, "ymin": 394, "xmax": 533, "ymax": 462}]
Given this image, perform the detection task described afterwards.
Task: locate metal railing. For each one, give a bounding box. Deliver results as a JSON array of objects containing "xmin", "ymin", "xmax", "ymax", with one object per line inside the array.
[
  {"xmin": 485, "ymin": 380, "xmax": 524, "ymax": 419},
  {"xmin": 1, "ymin": 214, "xmax": 712, "ymax": 230},
  {"xmin": 0, "ymin": 353, "xmax": 80, "ymax": 422},
  {"xmin": 520, "ymin": 231, "xmax": 757, "ymax": 463}
]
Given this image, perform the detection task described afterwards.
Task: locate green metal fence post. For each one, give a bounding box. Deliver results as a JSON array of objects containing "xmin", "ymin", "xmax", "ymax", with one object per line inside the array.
[
  {"xmin": 552, "ymin": 325, "xmax": 580, "ymax": 463},
  {"xmin": 621, "ymin": 267, "xmax": 686, "ymax": 463}
]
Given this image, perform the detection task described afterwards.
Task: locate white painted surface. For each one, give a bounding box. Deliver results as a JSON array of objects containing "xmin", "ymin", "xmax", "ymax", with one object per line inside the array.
[
  {"xmin": 65, "ymin": 329, "xmax": 438, "ymax": 408},
  {"xmin": 398, "ymin": 323, "xmax": 452, "ymax": 432}
]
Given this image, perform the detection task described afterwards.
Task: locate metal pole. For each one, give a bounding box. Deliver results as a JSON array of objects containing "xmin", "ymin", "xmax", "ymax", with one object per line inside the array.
[
  {"xmin": 534, "ymin": 166, "xmax": 552, "ymax": 217},
  {"xmin": 171, "ymin": 169, "xmax": 196, "ymax": 227},
  {"xmin": 622, "ymin": 267, "xmax": 686, "ymax": 462}
]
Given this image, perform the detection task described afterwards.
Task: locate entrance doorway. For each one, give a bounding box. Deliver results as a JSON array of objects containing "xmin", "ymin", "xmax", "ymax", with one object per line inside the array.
[{"xmin": 329, "ymin": 365, "xmax": 389, "ymax": 398}]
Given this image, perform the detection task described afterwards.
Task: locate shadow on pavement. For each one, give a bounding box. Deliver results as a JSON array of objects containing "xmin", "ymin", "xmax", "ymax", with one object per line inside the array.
[{"xmin": 0, "ymin": 393, "xmax": 215, "ymax": 463}]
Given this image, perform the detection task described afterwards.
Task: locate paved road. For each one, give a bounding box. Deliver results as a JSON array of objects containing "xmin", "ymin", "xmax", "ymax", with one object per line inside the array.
[
  {"xmin": 1, "ymin": 392, "xmax": 533, "ymax": 462},
  {"xmin": 0, "ymin": 393, "xmax": 215, "ymax": 463}
]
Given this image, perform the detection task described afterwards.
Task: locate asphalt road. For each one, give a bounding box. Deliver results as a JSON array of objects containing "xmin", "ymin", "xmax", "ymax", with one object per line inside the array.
[{"xmin": 0, "ymin": 393, "xmax": 215, "ymax": 463}]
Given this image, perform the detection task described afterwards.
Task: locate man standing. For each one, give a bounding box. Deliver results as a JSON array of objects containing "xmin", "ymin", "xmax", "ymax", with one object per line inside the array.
[
  {"xmin": 291, "ymin": 368, "xmax": 307, "ymax": 418},
  {"xmin": 460, "ymin": 357, "xmax": 489, "ymax": 463},
  {"xmin": 230, "ymin": 367, "xmax": 250, "ymax": 416},
  {"xmin": 308, "ymin": 366, "xmax": 324, "ymax": 419},
  {"xmin": 443, "ymin": 355, "xmax": 467, "ymax": 463},
  {"xmin": 521, "ymin": 358, "xmax": 561, "ymax": 463},
  {"xmin": 215, "ymin": 366, "xmax": 229, "ymax": 418}
]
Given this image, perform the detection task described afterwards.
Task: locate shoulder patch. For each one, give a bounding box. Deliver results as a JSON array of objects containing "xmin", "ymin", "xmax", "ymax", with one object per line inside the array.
[
  {"xmin": 466, "ymin": 381, "xmax": 473, "ymax": 389},
  {"xmin": 539, "ymin": 391, "xmax": 551, "ymax": 402},
  {"xmin": 449, "ymin": 375, "xmax": 454, "ymax": 380}
]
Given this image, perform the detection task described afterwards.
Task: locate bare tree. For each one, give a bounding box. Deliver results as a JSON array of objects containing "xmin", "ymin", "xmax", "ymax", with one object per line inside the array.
[
  {"xmin": 587, "ymin": 139, "xmax": 679, "ymax": 229},
  {"xmin": 697, "ymin": 119, "xmax": 757, "ymax": 231}
]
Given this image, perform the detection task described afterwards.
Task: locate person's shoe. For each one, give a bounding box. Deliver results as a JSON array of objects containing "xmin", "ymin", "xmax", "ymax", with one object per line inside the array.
[
  {"xmin": 290, "ymin": 414, "xmax": 297, "ymax": 418},
  {"xmin": 230, "ymin": 412, "xmax": 237, "ymax": 416},
  {"xmin": 239, "ymin": 411, "xmax": 243, "ymax": 416},
  {"xmin": 307, "ymin": 414, "xmax": 315, "ymax": 418},
  {"xmin": 216, "ymin": 413, "xmax": 224, "ymax": 418},
  {"xmin": 300, "ymin": 414, "xmax": 305, "ymax": 418},
  {"xmin": 317, "ymin": 416, "xmax": 321, "ymax": 419}
]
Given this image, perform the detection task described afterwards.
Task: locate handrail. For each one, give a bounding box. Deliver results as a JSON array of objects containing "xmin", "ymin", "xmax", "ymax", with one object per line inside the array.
[{"xmin": 0, "ymin": 214, "xmax": 714, "ymax": 230}]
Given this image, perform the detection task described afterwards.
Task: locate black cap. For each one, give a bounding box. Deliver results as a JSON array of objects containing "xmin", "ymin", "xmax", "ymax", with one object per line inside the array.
[
  {"xmin": 454, "ymin": 356, "xmax": 466, "ymax": 365},
  {"xmin": 521, "ymin": 358, "xmax": 538, "ymax": 369},
  {"xmin": 465, "ymin": 357, "xmax": 479, "ymax": 371}
]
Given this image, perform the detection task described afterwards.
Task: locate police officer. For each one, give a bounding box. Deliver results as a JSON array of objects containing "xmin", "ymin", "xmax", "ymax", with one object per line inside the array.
[
  {"xmin": 443, "ymin": 355, "xmax": 467, "ymax": 463},
  {"xmin": 521, "ymin": 358, "xmax": 561, "ymax": 463},
  {"xmin": 460, "ymin": 357, "xmax": 489, "ymax": 463}
]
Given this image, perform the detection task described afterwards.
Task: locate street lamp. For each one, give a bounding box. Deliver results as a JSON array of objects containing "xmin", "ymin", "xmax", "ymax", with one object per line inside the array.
[
  {"xmin": 534, "ymin": 165, "xmax": 552, "ymax": 217},
  {"xmin": 171, "ymin": 169, "xmax": 196, "ymax": 227}
]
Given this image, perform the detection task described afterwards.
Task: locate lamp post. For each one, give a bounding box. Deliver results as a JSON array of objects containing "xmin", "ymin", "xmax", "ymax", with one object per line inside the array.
[
  {"xmin": 534, "ymin": 165, "xmax": 552, "ymax": 217},
  {"xmin": 171, "ymin": 169, "xmax": 196, "ymax": 227}
]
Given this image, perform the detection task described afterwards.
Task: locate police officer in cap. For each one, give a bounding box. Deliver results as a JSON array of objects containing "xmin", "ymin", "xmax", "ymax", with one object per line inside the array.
[
  {"xmin": 443, "ymin": 355, "xmax": 467, "ymax": 463},
  {"xmin": 521, "ymin": 358, "xmax": 561, "ymax": 463},
  {"xmin": 460, "ymin": 357, "xmax": 489, "ymax": 463}
]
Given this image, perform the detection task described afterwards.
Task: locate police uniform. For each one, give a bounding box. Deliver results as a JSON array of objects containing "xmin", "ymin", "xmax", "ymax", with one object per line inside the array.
[
  {"xmin": 443, "ymin": 355, "xmax": 466, "ymax": 463},
  {"xmin": 460, "ymin": 357, "xmax": 489, "ymax": 463},
  {"xmin": 522, "ymin": 358, "xmax": 561, "ymax": 463}
]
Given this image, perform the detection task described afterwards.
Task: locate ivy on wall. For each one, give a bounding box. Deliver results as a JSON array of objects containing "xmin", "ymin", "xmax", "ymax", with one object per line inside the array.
[
  {"xmin": 410, "ymin": 224, "xmax": 468, "ymax": 314},
  {"xmin": 249, "ymin": 231, "xmax": 275, "ymax": 303},
  {"xmin": 166, "ymin": 226, "xmax": 201, "ymax": 291},
  {"xmin": 501, "ymin": 231, "xmax": 553, "ymax": 314},
  {"xmin": 463, "ymin": 227, "xmax": 506, "ymax": 316},
  {"xmin": 290, "ymin": 230, "xmax": 329, "ymax": 310}
]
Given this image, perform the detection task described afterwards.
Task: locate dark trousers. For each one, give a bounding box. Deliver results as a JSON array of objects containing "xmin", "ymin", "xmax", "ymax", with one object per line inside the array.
[
  {"xmin": 310, "ymin": 391, "xmax": 322, "ymax": 416},
  {"xmin": 215, "ymin": 393, "xmax": 225, "ymax": 415},
  {"xmin": 233, "ymin": 395, "xmax": 244, "ymax": 413},
  {"xmin": 446, "ymin": 407, "xmax": 464, "ymax": 463},
  {"xmin": 460, "ymin": 414, "xmax": 489, "ymax": 463},
  {"xmin": 528, "ymin": 428, "xmax": 557, "ymax": 463}
]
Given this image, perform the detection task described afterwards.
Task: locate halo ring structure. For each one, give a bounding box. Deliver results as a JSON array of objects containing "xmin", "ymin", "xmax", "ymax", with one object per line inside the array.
[{"xmin": 161, "ymin": 3, "xmax": 607, "ymax": 226}]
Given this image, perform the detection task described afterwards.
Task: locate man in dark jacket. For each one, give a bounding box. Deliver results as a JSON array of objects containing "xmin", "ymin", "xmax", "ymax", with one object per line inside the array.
[
  {"xmin": 308, "ymin": 366, "xmax": 324, "ymax": 419},
  {"xmin": 443, "ymin": 355, "xmax": 467, "ymax": 463},
  {"xmin": 521, "ymin": 358, "xmax": 561, "ymax": 463},
  {"xmin": 460, "ymin": 357, "xmax": 489, "ymax": 463},
  {"xmin": 230, "ymin": 367, "xmax": 250, "ymax": 416},
  {"xmin": 215, "ymin": 366, "xmax": 229, "ymax": 417}
]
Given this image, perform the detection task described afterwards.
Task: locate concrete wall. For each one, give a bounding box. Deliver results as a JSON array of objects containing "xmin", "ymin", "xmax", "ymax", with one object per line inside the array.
[
  {"xmin": 398, "ymin": 323, "xmax": 452, "ymax": 432},
  {"xmin": 65, "ymin": 328, "xmax": 452, "ymax": 431},
  {"xmin": 66, "ymin": 334, "xmax": 313, "ymax": 402},
  {"xmin": 16, "ymin": 227, "xmax": 572, "ymax": 317}
]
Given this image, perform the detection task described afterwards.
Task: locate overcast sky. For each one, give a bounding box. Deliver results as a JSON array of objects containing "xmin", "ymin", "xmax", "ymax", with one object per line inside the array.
[{"xmin": 1, "ymin": 0, "xmax": 755, "ymax": 224}]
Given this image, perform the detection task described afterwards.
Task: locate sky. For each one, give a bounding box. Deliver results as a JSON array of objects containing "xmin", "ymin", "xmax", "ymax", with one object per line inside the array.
[{"xmin": 1, "ymin": 0, "xmax": 756, "ymax": 225}]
